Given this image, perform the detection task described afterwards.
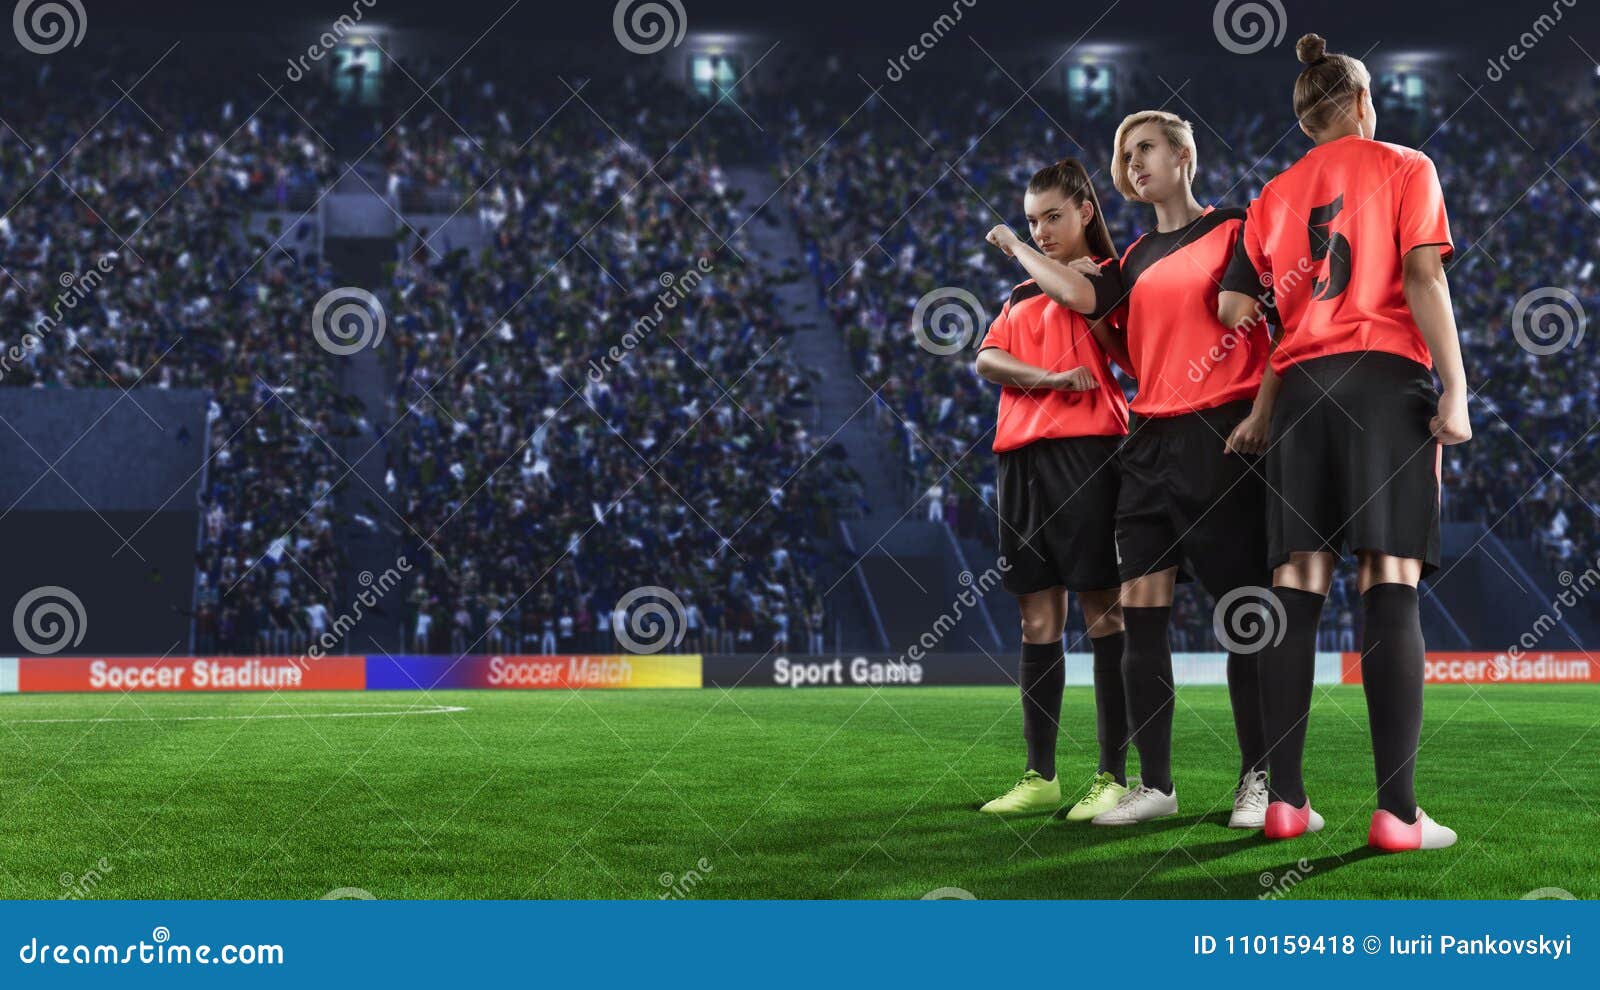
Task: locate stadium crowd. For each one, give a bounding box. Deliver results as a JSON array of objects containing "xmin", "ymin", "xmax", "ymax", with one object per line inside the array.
[
  {"xmin": 373, "ymin": 70, "xmax": 853, "ymax": 655},
  {"xmin": 4, "ymin": 42, "xmax": 1594, "ymax": 654},
  {"xmin": 0, "ymin": 54, "xmax": 347, "ymax": 654}
]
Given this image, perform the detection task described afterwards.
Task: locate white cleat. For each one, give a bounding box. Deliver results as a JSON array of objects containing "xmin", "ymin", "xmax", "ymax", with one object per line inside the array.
[
  {"xmin": 1092, "ymin": 784, "xmax": 1179, "ymax": 826},
  {"xmin": 1228, "ymin": 770, "xmax": 1269, "ymax": 829}
]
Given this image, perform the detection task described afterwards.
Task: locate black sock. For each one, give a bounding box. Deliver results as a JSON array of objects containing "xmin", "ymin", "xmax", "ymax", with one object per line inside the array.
[
  {"xmin": 1090, "ymin": 631, "xmax": 1128, "ymax": 784},
  {"xmin": 1227, "ymin": 650, "xmax": 1268, "ymax": 780},
  {"xmin": 1361, "ymin": 583, "xmax": 1425, "ymax": 823},
  {"xmin": 1121, "ymin": 606, "xmax": 1174, "ymax": 794},
  {"xmin": 1257, "ymin": 587, "xmax": 1325, "ymax": 806},
  {"xmin": 1019, "ymin": 640, "xmax": 1065, "ymax": 779}
]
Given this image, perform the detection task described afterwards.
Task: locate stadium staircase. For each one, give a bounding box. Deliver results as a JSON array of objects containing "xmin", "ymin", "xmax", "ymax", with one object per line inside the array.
[
  {"xmin": 1428, "ymin": 523, "xmax": 1597, "ymax": 650},
  {"xmin": 319, "ymin": 165, "xmax": 414, "ymax": 653},
  {"xmin": 728, "ymin": 165, "xmax": 1005, "ymax": 655}
]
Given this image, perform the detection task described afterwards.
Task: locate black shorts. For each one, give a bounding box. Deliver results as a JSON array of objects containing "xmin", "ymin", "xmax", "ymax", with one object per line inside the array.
[
  {"xmin": 1114, "ymin": 399, "xmax": 1270, "ymax": 594},
  {"xmin": 1267, "ymin": 351, "xmax": 1442, "ymax": 576},
  {"xmin": 996, "ymin": 435, "xmax": 1122, "ymax": 595}
]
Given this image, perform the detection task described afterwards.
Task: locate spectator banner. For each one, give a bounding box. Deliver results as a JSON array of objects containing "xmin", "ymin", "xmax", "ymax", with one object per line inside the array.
[
  {"xmin": 7, "ymin": 656, "xmax": 366, "ymax": 693},
  {"xmin": 1340, "ymin": 650, "xmax": 1599, "ymax": 685},
  {"xmin": 366, "ymin": 654, "xmax": 702, "ymax": 690}
]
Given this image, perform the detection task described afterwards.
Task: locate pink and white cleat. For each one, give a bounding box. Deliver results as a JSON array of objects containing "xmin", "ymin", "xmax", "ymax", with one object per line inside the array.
[
  {"xmin": 1263, "ymin": 799, "xmax": 1325, "ymax": 839},
  {"xmin": 1368, "ymin": 807, "xmax": 1457, "ymax": 851}
]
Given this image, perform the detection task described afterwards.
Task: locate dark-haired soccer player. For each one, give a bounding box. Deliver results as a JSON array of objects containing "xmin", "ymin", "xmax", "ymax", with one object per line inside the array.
[
  {"xmin": 974, "ymin": 159, "xmax": 1134, "ymax": 821},
  {"xmin": 1067, "ymin": 110, "xmax": 1278, "ymax": 827},
  {"xmin": 1219, "ymin": 33, "xmax": 1469, "ymax": 851}
]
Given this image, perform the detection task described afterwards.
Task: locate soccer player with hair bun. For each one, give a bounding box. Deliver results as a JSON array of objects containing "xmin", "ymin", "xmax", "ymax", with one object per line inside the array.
[{"xmin": 1219, "ymin": 32, "xmax": 1471, "ymax": 851}]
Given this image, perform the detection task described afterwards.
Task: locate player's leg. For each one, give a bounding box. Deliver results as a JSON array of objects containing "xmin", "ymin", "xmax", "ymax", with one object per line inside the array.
[
  {"xmin": 979, "ymin": 586, "xmax": 1067, "ymax": 815},
  {"xmin": 1255, "ymin": 360, "xmax": 1349, "ymax": 838},
  {"xmin": 1093, "ymin": 567, "xmax": 1181, "ymax": 825},
  {"xmin": 1093, "ymin": 425, "xmax": 1182, "ymax": 825},
  {"xmin": 1357, "ymin": 552, "xmax": 1457, "ymax": 850},
  {"xmin": 1334, "ymin": 354, "xmax": 1455, "ymax": 850},
  {"xmin": 981, "ymin": 444, "xmax": 1066, "ymax": 816},
  {"xmin": 1062, "ymin": 585, "xmax": 1133, "ymax": 821},
  {"xmin": 1172, "ymin": 401, "xmax": 1275, "ymax": 828},
  {"xmin": 1018, "ymin": 587, "xmax": 1070, "ymax": 780},
  {"xmin": 1020, "ymin": 435, "xmax": 1135, "ymax": 821},
  {"xmin": 1259, "ymin": 551, "xmax": 1333, "ymax": 837}
]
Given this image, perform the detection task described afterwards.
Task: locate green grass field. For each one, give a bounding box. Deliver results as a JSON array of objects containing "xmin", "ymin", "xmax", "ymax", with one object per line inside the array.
[{"xmin": 0, "ymin": 685, "xmax": 1594, "ymax": 900}]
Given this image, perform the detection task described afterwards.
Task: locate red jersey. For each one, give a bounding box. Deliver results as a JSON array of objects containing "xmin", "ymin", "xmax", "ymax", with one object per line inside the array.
[
  {"xmin": 978, "ymin": 267, "xmax": 1128, "ymax": 453},
  {"xmin": 1113, "ymin": 206, "xmax": 1271, "ymax": 417},
  {"xmin": 1223, "ymin": 135, "xmax": 1453, "ymax": 373}
]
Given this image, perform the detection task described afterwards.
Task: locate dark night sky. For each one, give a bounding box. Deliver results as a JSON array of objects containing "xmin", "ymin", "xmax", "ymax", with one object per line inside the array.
[{"xmin": 79, "ymin": 0, "xmax": 1600, "ymax": 60}]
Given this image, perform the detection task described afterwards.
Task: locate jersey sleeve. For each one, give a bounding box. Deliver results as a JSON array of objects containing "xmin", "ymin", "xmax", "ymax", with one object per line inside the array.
[
  {"xmin": 978, "ymin": 298, "xmax": 1012, "ymax": 352},
  {"xmin": 1220, "ymin": 209, "xmax": 1267, "ymax": 295},
  {"xmin": 1086, "ymin": 257, "xmax": 1127, "ymax": 322},
  {"xmin": 1397, "ymin": 152, "xmax": 1453, "ymax": 262}
]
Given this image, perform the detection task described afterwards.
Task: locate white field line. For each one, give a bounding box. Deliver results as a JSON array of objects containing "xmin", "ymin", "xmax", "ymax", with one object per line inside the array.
[{"xmin": 4, "ymin": 705, "xmax": 469, "ymax": 725}]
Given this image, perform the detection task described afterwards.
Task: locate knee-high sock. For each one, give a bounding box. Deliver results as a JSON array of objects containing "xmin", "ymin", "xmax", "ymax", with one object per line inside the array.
[
  {"xmin": 1121, "ymin": 607, "xmax": 1174, "ymax": 794},
  {"xmin": 1227, "ymin": 650, "xmax": 1268, "ymax": 779},
  {"xmin": 1020, "ymin": 640, "xmax": 1066, "ymax": 779},
  {"xmin": 1090, "ymin": 631, "xmax": 1129, "ymax": 784},
  {"xmin": 1257, "ymin": 588, "xmax": 1325, "ymax": 806},
  {"xmin": 1360, "ymin": 583, "xmax": 1425, "ymax": 822}
]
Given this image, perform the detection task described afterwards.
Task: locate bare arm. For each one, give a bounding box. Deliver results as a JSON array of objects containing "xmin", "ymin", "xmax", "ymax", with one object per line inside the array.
[
  {"xmin": 1402, "ymin": 246, "xmax": 1471, "ymax": 444},
  {"xmin": 1217, "ymin": 290, "xmax": 1264, "ymax": 331},
  {"xmin": 974, "ymin": 347, "xmax": 1096, "ymax": 392},
  {"xmin": 986, "ymin": 225, "xmax": 1102, "ymax": 315},
  {"xmin": 1008, "ymin": 242, "xmax": 1101, "ymax": 314}
]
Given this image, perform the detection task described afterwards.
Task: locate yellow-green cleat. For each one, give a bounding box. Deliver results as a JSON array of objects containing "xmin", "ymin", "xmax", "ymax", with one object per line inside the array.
[
  {"xmin": 979, "ymin": 770, "xmax": 1061, "ymax": 816},
  {"xmin": 1063, "ymin": 771, "xmax": 1131, "ymax": 822}
]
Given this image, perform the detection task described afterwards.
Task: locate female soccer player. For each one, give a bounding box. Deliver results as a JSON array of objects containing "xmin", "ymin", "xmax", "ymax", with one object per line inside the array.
[
  {"xmin": 974, "ymin": 159, "xmax": 1134, "ymax": 821},
  {"xmin": 1219, "ymin": 34, "xmax": 1470, "ymax": 851},
  {"xmin": 1085, "ymin": 109, "xmax": 1277, "ymax": 828}
]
